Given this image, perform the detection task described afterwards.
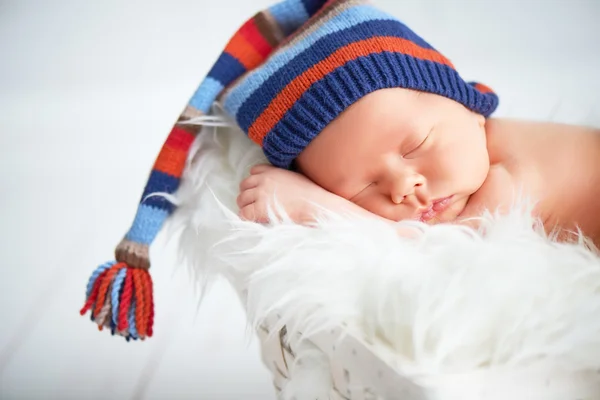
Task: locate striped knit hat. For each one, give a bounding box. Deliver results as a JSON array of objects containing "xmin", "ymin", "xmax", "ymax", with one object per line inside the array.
[{"xmin": 80, "ymin": 0, "xmax": 499, "ymax": 340}]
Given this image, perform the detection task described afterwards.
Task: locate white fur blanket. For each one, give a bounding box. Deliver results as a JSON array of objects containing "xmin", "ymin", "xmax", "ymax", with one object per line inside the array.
[{"xmin": 169, "ymin": 113, "xmax": 600, "ymax": 399}]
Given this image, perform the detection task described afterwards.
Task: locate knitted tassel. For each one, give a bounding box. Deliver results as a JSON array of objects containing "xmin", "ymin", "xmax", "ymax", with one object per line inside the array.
[{"xmin": 80, "ymin": 261, "xmax": 154, "ymax": 340}]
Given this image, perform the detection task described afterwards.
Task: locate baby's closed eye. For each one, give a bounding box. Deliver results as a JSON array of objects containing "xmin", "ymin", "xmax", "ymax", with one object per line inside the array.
[{"xmin": 403, "ymin": 128, "xmax": 432, "ymax": 158}]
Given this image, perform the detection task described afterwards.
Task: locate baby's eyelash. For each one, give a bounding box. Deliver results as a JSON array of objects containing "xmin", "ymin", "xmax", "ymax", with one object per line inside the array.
[
  {"xmin": 404, "ymin": 134, "xmax": 429, "ymax": 157},
  {"xmin": 416, "ymin": 134, "xmax": 429, "ymax": 149}
]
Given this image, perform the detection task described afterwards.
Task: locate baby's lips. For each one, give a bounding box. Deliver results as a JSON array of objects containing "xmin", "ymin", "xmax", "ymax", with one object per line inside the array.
[
  {"xmin": 432, "ymin": 196, "xmax": 453, "ymax": 212},
  {"xmin": 418, "ymin": 196, "xmax": 453, "ymax": 222},
  {"xmin": 419, "ymin": 206, "xmax": 435, "ymax": 221}
]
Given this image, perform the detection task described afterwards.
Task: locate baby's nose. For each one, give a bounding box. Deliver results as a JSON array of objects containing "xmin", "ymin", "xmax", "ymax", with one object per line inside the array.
[
  {"xmin": 391, "ymin": 174, "xmax": 426, "ymax": 204},
  {"xmin": 392, "ymin": 193, "xmax": 405, "ymax": 204}
]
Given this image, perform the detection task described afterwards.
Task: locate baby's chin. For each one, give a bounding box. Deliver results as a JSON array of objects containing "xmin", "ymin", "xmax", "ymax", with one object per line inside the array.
[{"xmin": 450, "ymin": 195, "xmax": 471, "ymax": 219}]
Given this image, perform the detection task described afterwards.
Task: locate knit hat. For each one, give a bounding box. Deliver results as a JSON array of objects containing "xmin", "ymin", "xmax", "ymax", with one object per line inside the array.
[{"xmin": 80, "ymin": 0, "xmax": 499, "ymax": 340}]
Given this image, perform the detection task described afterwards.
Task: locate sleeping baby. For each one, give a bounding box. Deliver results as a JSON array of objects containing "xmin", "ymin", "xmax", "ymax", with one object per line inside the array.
[
  {"xmin": 81, "ymin": 0, "xmax": 600, "ymax": 340},
  {"xmin": 224, "ymin": 0, "xmax": 600, "ymax": 246},
  {"xmin": 237, "ymin": 89, "xmax": 600, "ymax": 245},
  {"xmin": 75, "ymin": 0, "xmax": 600, "ymax": 349}
]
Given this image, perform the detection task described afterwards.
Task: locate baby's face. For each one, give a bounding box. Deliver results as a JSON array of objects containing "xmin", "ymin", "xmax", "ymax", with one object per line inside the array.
[{"xmin": 295, "ymin": 88, "xmax": 490, "ymax": 223}]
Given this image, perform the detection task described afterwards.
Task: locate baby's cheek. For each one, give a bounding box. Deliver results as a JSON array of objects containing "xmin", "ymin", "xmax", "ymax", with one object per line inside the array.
[
  {"xmin": 439, "ymin": 145, "xmax": 488, "ymax": 193},
  {"xmin": 353, "ymin": 195, "xmax": 384, "ymax": 217},
  {"xmin": 355, "ymin": 195, "xmax": 411, "ymax": 221}
]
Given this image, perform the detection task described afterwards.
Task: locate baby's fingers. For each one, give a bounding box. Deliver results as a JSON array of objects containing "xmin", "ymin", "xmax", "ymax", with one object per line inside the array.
[
  {"xmin": 239, "ymin": 175, "xmax": 259, "ymax": 191},
  {"xmin": 239, "ymin": 203, "xmax": 268, "ymax": 223},
  {"xmin": 238, "ymin": 204, "xmax": 255, "ymax": 221},
  {"xmin": 236, "ymin": 188, "xmax": 257, "ymax": 209}
]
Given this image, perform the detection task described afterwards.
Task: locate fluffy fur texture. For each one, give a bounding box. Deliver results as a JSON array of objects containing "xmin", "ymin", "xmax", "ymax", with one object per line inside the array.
[{"xmin": 167, "ymin": 107, "xmax": 600, "ymax": 399}]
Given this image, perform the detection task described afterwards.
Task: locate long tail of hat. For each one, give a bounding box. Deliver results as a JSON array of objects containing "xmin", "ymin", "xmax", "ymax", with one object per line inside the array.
[{"xmin": 79, "ymin": 0, "xmax": 330, "ymax": 341}]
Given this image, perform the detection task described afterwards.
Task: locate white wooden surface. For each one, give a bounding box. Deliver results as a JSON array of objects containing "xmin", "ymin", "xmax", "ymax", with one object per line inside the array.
[{"xmin": 1, "ymin": 0, "xmax": 599, "ymax": 399}]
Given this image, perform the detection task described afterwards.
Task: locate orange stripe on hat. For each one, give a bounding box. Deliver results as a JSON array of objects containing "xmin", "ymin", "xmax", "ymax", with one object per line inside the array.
[
  {"xmin": 153, "ymin": 145, "xmax": 188, "ymax": 177},
  {"xmin": 225, "ymin": 30, "xmax": 265, "ymax": 70},
  {"xmin": 151, "ymin": 126, "xmax": 194, "ymax": 177},
  {"xmin": 248, "ymin": 36, "xmax": 453, "ymax": 145}
]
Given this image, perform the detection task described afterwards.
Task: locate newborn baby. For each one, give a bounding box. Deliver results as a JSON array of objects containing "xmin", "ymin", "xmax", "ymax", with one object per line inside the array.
[
  {"xmin": 237, "ymin": 88, "xmax": 600, "ymax": 245},
  {"xmin": 95, "ymin": 0, "xmax": 600, "ymax": 285},
  {"xmin": 80, "ymin": 0, "xmax": 600, "ymax": 341},
  {"xmin": 207, "ymin": 0, "xmax": 600, "ymax": 245}
]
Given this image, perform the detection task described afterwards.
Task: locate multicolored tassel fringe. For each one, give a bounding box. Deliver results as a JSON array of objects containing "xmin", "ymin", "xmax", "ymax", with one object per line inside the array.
[{"xmin": 80, "ymin": 261, "xmax": 154, "ymax": 341}]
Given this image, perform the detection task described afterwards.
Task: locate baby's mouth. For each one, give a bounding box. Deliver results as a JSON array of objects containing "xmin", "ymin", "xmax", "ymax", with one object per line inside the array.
[{"xmin": 419, "ymin": 196, "xmax": 453, "ymax": 222}]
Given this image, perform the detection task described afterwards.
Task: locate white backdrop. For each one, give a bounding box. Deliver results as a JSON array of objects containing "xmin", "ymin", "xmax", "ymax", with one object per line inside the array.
[{"xmin": 1, "ymin": 0, "xmax": 599, "ymax": 399}]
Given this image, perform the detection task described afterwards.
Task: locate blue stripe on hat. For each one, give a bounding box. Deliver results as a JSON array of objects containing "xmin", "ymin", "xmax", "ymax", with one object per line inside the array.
[
  {"xmin": 125, "ymin": 204, "xmax": 169, "ymax": 245},
  {"xmin": 189, "ymin": 77, "xmax": 224, "ymax": 113},
  {"xmin": 301, "ymin": 0, "xmax": 328, "ymax": 16},
  {"xmin": 269, "ymin": 0, "xmax": 311, "ymax": 35},
  {"xmin": 207, "ymin": 52, "xmax": 246, "ymax": 86},
  {"xmin": 141, "ymin": 170, "xmax": 179, "ymax": 213}
]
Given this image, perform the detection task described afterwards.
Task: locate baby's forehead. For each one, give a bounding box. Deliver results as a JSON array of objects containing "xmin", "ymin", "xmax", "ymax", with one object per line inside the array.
[{"xmin": 316, "ymin": 90, "xmax": 426, "ymax": 139}]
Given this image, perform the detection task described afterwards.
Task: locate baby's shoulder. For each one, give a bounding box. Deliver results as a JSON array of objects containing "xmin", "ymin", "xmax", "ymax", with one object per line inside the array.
[
  {"xmin": 473, "ymin": 118, "xmax": 600, "ymax": 242},
  {"xmin": 504, "ymin": 120, "xmax": 600, "ymax": 239},
  {"xmin": 486, "ymin": 118, "xmax": 600, "ymax": 190}
]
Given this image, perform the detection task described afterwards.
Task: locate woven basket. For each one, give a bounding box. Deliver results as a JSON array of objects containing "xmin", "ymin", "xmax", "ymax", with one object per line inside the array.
[
  {"xmin": 255, "ymin": 314, "xmax": 426, "ymax": 400},
  {"xmin": 253, "ymin": 313, "xmax": 600, "ymax": 400}
]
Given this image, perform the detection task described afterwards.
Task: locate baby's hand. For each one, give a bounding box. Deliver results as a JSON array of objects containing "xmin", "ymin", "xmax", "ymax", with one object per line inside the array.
[
  {"xmin": 237, "ymin": 164, "xmax": 421, "ymax": 239},
  {"xmin": 237, "ymin": 164, "xmax": 339, "ymax": 224}
]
